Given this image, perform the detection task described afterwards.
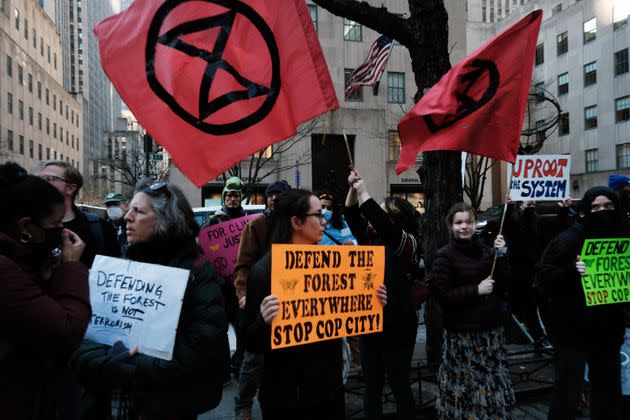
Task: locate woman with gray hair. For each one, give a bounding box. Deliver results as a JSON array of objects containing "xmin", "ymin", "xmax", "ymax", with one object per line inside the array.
[{"xmin": 72, "ymin": 180, "xmax": 229, "ymax": 420}]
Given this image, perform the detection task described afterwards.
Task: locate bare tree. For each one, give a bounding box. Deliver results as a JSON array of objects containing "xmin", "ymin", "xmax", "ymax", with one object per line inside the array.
[
  {"xmin": 95, "ymin": 148, "xmax": 170, "ymax": 193},
  {"xmin": 312, "ymin": 0, "xmax": 459, "ymax": 266},
  {"xmin": 463, "ymin": 154, "xmax": 495, "ymax": 212},
  {"xmin": 217, "ymin": 118, "xmax": 319, "ymax": 201}
]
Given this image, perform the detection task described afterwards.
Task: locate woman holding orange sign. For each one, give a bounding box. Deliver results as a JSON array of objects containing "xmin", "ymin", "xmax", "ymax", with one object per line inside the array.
[{"xmin": 243, "ymin": 188, "xmax": 386, "ymax": 419}]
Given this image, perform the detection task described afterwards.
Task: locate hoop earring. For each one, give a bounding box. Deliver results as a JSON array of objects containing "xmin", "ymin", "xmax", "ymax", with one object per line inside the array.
[{"xmin": 19, "ymin": 231, "xmax": 33, "ymax": 243}]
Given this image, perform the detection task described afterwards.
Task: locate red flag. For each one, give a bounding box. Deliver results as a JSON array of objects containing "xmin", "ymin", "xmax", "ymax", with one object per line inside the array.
[
  {"xmin": 396, "ymin": 10, "xmax": 542, "ymax": 174},
  {"xmin": 94, "ymin": 0, "xmax": 338, "ymax": 186}
]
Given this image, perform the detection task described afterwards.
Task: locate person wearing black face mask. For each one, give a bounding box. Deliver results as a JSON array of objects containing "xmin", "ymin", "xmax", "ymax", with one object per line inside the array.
[
  {"xmin": 541, "ymin": 186, "xmax": 629, "ymax": 420},
  {"xmin": 0, "ymin": 162, "xmax": 90, "ymax": 419}
]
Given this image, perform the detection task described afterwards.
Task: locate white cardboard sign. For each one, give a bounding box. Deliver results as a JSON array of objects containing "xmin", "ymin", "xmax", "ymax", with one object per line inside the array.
[
  {"xmin": 509, "ymin": 155, "xmax": 571, "ymax": 201},
  {"xmin": 85, "ymin": 255, "xmax": 189, "ymax": 360}
]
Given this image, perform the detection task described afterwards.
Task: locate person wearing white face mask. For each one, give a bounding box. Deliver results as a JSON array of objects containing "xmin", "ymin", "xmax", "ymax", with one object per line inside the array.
[{"xmin": 104, "ymin": 192, "xmax": 129, "ymax": 254}]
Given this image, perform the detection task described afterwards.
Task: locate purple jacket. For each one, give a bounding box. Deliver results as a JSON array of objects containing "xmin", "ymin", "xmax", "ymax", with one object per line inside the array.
[{"xmin": 431, "ymin": 238, "xmax": 511, "ymax": 332}]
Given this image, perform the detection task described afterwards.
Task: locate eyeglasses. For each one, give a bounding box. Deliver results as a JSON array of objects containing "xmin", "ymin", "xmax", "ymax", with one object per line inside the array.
[
  {"xmin": 318, "ymin": 194, "xmax": 333, "ymax": 201},
  {"xmin": 39, "ymin": 174, "xmax": 70, "ymax": 184},
  {"xmin": 306, "ymin": 212, "xmax": 326, "ymax": 220}
]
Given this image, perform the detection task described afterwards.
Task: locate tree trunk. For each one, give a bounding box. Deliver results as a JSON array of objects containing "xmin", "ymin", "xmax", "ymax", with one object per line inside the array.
[
  {"xmin": 405, "ymin": 0, "xmax": 462, "ymax": 267},
  {"xmin": 312, "ymin": 0, "xmax": 463, "ymax": 266}
]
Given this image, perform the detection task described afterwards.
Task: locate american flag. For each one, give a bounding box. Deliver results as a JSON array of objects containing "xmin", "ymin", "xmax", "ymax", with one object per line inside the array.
[{"xmin": 345, "ymin": 35, "xmax": 394, "ymax": 94}]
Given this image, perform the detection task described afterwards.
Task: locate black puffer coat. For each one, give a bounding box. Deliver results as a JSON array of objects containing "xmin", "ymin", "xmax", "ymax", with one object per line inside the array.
[
  {"xmin": 71, "ymin": 238, "xmax": 229, "ymax": 416},
  {"xmin": 540, "ymin": 222, "xmax": 626, "ymax": 350}
]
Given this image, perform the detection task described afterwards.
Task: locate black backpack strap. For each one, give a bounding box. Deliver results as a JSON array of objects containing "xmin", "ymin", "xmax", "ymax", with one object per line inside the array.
[{"xmin": 323, "ymin": 230, "xmax": 343, "ymax": 245}]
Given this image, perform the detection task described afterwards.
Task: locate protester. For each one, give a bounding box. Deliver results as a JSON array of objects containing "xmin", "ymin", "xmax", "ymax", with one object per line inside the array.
[
  {"xmin": 232, "ymin": 179, "xmax": 291, "ymax": 420},
  {"xmin": 503, "ymin": 199, "xmax": 572, "ymax": 346},
  {"xmin": 317, "ymin": 192, "xmax": 360, "ymax": 377},
  {"xmin": 201, "ymin": 176, "xmax": 247, "ymax": 228},
  {"xmin": 34, "ymin": 161, "xmax": 121, "ymax": 419},
  {"xmin": 344, "ymin": 170, "xmax": 420, "ymax": 419},
  {"xmin": 201, "ymin": 176, "xmax": 247, "ymax": 378},
  {"xmin": 244, "ymin": 188, "xmax": 387, "ymax": 418},
  {"xmin": 34, "ymin": 161, "xmax": 120, "ymax": 266},
  {"xmin": 104, "ymin": 192, "xmax": 129, "ymax": 254},
  {"xmin": 71, "ymin": 180, "xmax": 229, "ymax": 419},
  {"xmin": 541, "ymin": 186, "xmax": 629, "ymax": 419},
  {"xmin": 317, "ymin": 192, "xmax": 357, "ymax": 246},
  {"xmin": 0, "ymin": 162, "xmax": 91, "ymax": 419},
  {"xmin": 431, "ymin": 202, "xmax": 514, "ymax": 419},
  {"xmin": 608, "ymin": 173, "xmax": 630, "ymax": 220}
]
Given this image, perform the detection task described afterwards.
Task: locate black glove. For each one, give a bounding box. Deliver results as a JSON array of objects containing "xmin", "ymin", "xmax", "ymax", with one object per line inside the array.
[{"xmin": 102, "ymin": 341, "xmax": 137, "ymax": 386}]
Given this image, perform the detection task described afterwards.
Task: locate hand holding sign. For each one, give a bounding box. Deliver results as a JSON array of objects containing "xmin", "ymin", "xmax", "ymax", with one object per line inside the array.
[
  {"xmin": 376, "ymin": 283, "xmax": 387, "ymax": 307},
  {"xmin": 103, "ymin": 341, "xmax": 137, "ymax": 386},
  {"xmin": 576, "ymin": 256, "xmax": 586, "ymax": 276},
  {"xmin": 558, "ymin": 198, "xmax": 573, "ymax": 208},
  {"xmin": 261, "ymin": 295, "xmax": 280, "ymax": 325}
]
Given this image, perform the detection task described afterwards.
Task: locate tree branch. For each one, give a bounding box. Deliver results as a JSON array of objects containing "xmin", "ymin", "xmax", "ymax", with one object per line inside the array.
[{"xmin": 312, "ymin": 0, "xmax": 412, "ymax": 45}]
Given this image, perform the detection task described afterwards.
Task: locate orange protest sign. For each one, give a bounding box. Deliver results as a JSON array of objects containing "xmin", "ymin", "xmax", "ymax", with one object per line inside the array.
[{"xmin": 271, "ymin": 244, "xmax": 384, "ymax": 349}]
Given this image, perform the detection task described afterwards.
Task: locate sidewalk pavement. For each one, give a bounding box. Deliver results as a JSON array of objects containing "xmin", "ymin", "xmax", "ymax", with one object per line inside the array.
[{"xmin": 198, "ymin": 316, "xmax": 590, "ymax": 419}]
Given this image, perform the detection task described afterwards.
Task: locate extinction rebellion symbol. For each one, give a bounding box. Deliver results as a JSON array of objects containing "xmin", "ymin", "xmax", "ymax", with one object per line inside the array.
[
  {"xmin": 423, "ymin": 59, "xmax": 499, "ymax": 133},
  {"xmin": 145, "ymin": 0, "xmax": 281, "ymax": 135}
]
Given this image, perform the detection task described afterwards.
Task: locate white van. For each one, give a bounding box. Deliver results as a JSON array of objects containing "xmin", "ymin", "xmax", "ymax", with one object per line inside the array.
[{"xmin": 193, "ymin": 204, "xmax": 265, "ymax": 227}]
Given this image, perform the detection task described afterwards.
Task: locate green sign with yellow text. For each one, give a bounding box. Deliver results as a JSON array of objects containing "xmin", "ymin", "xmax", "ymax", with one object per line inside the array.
[{"xmin": 580, "ymin": 238, "xmax": 630, "ymax": 306}]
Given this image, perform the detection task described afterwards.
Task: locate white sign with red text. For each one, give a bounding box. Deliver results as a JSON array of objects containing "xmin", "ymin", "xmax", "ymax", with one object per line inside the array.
[{"xmin": 509, "ymin": 155, "xmax": 571, "ymax": 201}]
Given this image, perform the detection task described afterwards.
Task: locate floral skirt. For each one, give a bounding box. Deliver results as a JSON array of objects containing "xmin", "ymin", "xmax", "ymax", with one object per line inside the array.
[{"xmin": 436, "ymin": 327, "xmax": 515, "ymax": 420}]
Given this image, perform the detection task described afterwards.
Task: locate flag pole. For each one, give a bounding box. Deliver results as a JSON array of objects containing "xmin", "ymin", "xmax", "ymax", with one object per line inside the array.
[
  {"xmin": 489, "ymin": 169, "xmax": 513, "ymax": 278},
  {"xmin": 342, "ymin": 129, "xmax": 354, "ymax": 170}
]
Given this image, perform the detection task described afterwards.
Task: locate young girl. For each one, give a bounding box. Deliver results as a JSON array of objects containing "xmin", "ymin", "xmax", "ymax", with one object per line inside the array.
[{"xmin": 431, "ymin": 202, "xmax": 514, "ymax": 419}]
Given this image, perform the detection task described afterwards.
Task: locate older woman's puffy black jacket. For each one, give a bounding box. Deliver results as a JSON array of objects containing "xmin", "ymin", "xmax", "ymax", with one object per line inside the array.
[{"xmin": 71, "ymin": 238, "xmax": 229, "ymax": 416}]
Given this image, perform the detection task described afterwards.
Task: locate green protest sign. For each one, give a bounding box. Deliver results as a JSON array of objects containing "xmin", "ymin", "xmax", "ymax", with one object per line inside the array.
[{"xmin": 580, "ymin": 238, "xmax": 630, "ymax": 306}]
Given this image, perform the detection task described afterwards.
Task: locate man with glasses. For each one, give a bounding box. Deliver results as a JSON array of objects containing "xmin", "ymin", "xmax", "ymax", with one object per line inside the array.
[
  {"xmin": 201, "ymin": 176, "xmax": 247, "ymax": 228},
  {"xmin": 33, "ymin": 161, "xmax": 120, "ymax": 266}
]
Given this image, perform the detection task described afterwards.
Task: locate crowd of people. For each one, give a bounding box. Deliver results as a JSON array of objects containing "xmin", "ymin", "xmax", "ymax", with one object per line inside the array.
[{"xmin": 1, "ymin": 158, "xmax": 629, "ymax": 419}]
